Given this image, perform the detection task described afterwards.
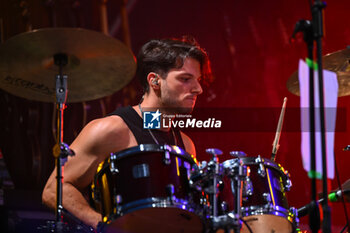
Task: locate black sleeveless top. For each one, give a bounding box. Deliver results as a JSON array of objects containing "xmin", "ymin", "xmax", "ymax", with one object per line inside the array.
[{"xmin": 108, "ymin": 106, "xmax": 185, "ymax": 149}]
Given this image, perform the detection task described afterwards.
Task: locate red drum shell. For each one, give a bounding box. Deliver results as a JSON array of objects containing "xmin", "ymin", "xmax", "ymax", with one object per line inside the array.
[{"xmin": 95, "ymin": 144, "xmax": 204, "ymax": 233}]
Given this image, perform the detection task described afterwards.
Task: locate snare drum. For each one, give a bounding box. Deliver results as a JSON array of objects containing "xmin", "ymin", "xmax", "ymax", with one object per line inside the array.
[
  {"xmin": 221, "ymin": 156, "xmax": 297, "ymax": 233},
  {"xmin": 93, "ymin": 144, "xmax": 203, "ymax": 233}
]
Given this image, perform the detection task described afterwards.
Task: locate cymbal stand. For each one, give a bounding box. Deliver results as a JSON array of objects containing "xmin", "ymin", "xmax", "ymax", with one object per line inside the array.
[{"xmin": 53, "ymin": 53, "xmax": 75, "ymax": 232}]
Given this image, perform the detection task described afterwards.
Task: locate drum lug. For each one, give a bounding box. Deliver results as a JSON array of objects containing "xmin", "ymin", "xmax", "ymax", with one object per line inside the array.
[
  {"xmin": 284, "ymin": 170, "xmax": 292, "ymax": 191},
  {"xmin": 289, "ymin": 206, "xmax": 297, "ymax": 217},
  {"xmin": 110, "ymin": 153, "xmax": 119, "ymax": 174},
  {"xmin": 220, "ymin": 201, "xmax": 229, "ymax": 213},
  {"xmin": 243, "ymin": 176, "xmax": 253, "ymax": 197},
  {"xmin": 165, "ymin": 184, "xmax": 175, "ymax": 204},
  {"xmin": 255, "ymin": 155, "xmax": 266, "ymax": 177},
  {"xmin": 115, "ymin": 194, "xmax": 122, "ymax": 205},
  {"xmin": 263, "ymin": 192, "xmax": 272, "ymax": 205},
  {"xmin": 114, "ymin": 194, "xmax": 123, "ymax": 216},
  {"xmin": 163, "ymin": 150, "xmax": 171, "ymax": 165},
  {"xmin": 289, "ymin": 207, "xmax": 300, "ymax": 230},
  {"xmin": 285, "ymin": 178, "xmax": 292, "ymax": 191}
]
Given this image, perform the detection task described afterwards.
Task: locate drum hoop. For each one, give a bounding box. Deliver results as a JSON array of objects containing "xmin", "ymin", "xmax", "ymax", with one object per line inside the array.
[
  {"xmin": 241, "ymin": 204, "xmax": 291, "ymax": 218},
  {"xmin": 223, "ymin": 157, "xmax": 288, "ymax": 179},
  {"xmin": 115, "ymin": 197, "xmax": 200, "ymax": 215},
  {"xmin": 111, "ymin": 144, "xmax": 195, "ymax": 163}
]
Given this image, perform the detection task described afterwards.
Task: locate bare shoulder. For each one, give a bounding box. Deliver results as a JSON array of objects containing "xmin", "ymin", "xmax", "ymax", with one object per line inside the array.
[
  {"xmin": 180, "ymin": 131, "xmax": 196, "ymax": 157},
  {"xmin": 72, "ymin": 115, "xmax": 135, "ymax": 155},
  {"xmin": 62, "ymin": 115, "xmax": 137, "ymax": 189}
]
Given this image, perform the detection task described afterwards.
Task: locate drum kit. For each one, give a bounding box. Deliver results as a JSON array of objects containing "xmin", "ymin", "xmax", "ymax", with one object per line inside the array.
[
  {"xmin": 1, "ymin": 27, "xmax": 350, "ymax": 233},
  {"xmin": 92, "ymin": 144, "xmax": 297, "ymax": 233}
]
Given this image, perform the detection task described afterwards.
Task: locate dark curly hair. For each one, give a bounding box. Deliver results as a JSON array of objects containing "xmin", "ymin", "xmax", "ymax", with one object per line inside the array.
[{"xmin": 136, "ymin": 36, "xmax": 213, "ymax": 93}]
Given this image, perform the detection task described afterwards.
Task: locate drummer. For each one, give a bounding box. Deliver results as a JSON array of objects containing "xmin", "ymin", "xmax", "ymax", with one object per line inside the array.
[{"xmin": 42, "ymin": 36, "xmax": 213, "ymax": 229}]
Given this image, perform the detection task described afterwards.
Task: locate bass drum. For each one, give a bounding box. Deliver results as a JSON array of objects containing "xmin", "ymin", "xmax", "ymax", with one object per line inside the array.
[
  {"xmin": 92, "ymin": 144, "xmax": 203, "ymax": 233},
  {"xmin": 221, "ymin": 156, "xmax": 298, "ymax": 233}
]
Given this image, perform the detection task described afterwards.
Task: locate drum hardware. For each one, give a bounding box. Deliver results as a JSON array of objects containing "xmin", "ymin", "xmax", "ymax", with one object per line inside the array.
[
  {"xmin": 298, "ymin": 189, "xmax": 350, "ymax": 217},
  {"xmin": 166, "ymin": 184, "xmax": 175, "ymax": 205},
  {"xmin": 109, "ymin": 154, "xmax": 119, "ymax": 174},
  {"xmin": 263, "ymin": 193, "xmax": 272, "ymax": 205},
  {"xmin": 205, "ymin": 148, "xmax": 223, "ymax": 218},
  {"xmin": 163, "ymin": 149, "xmax": 171, "ymax": 165},
  {"xmin": 242, "ymin": 177, "xmax": 253, "ymax": 200},
  {"xmin": 222, "ymin": 155, "xmax": 247, "ymax": 233},
  {"xmin": 283, "ymin": 170, "xmax": 292, "ymax": 192},
  {"xmin": 52, "ymin": 52, "xmax": 76, "ymax": 232},
  {"xmin": 224, "ymin": 152, "xmax": 253, "ymax": 201},
  {"xmin": 255, "ymin": 155, "xmax": 266, "ymax": 177},
  {"xmin": 229, "ymin": 151, "xmax": 247, "ymax": 158},
  {"xmin": 192, "ymin": 149, "xmax": 248, "ymax": 233}
]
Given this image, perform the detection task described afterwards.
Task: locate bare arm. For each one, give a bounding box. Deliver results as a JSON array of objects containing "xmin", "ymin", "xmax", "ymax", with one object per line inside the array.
[
  {"xmin": 180, "ymin": 131, "xmax": 197, "ymax": 158},
  {"xmin": 42, "ymin": 116, "xmax": 136, "ymax": 229}
]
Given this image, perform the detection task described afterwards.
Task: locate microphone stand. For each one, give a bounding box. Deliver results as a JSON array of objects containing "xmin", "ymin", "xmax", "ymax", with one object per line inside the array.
[
  {"xmin": 312, "ymin": 2, "xmax": 331, "ymax": 232},
  {"xmin": 292, "ymin": 0, "xmax": 328, "ymax": 232},
  {"xmin": 53, "ymin": 53, "xmax": 75, "ymax": 232}
]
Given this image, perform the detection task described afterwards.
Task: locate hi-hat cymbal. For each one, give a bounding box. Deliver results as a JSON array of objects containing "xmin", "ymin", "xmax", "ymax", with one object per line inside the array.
[
  {"xmin": 287, "ymin": 48, "xmax": 350, "ymax": 97},
  {"xmin": 0, "ymin": 28, "xmax": 136, "ymax": 103}
]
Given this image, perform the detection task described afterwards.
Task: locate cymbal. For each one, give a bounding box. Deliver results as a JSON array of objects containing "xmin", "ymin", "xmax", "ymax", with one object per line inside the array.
[
  {"xmin": 287, "ymin": 48, "xmax": 350, "ymax": 97},
  {"xmin": 0, "ymin": 28, "xmax": 136, "ymax": 103}
]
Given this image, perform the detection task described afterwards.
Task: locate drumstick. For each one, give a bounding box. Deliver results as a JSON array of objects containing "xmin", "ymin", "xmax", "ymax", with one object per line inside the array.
[{"xmin": 271, "ymin": 97, "xmax": 287, "ymax": 162}]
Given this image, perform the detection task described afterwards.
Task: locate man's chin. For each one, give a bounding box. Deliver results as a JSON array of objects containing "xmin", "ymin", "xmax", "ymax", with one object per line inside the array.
[
  {"xmin": 165, "ymin": 106, "xmax": 193, "ymax": 114},
  {"xmin": 178, "ymin": 104, "xmax": 195, "ymax": 114}
]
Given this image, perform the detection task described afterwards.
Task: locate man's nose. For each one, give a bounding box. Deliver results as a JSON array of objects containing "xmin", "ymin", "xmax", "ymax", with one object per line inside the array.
[{"xmin": 192, "ymin": 80, "xmax": 203, "ymax": 95}]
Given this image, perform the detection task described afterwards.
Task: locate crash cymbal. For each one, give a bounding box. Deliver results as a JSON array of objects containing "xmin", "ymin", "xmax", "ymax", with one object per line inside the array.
[
  {"xmin": 0, "ymin": 28, "xmax": 136, "ymax": 103},
  {"xmin": 287, "ymin": 48, "xmax": 350, "ymax": 97}
]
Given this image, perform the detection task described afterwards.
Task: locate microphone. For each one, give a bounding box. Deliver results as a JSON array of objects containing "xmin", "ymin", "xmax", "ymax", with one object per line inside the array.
[
  {"xmin": 290, "ymin": 19, "xmax": 312, "ymax": 43},
  {"xmin": 297, "ymin": 190, "xmax": 350, "ymax": 217}
]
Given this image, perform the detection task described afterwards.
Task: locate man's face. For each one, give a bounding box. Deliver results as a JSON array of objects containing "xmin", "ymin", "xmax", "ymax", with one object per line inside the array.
[{"xmin": 159, "ymin": 57, "xmax": 203, "ymax": 113}]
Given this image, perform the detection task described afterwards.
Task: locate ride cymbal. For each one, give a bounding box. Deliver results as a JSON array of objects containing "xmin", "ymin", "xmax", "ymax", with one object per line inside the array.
[
  {"xmin": 287, "ymin": 48, "xmax": 350, "ymax": 97},
  {"xmin": 0, "ymin": 28, "xmax": 136, "ymax": 103}
]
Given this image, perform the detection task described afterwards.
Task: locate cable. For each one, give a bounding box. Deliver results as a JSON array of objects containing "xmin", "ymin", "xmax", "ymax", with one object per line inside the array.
[
  {"xmin": 335, "ymin": 152, "xmax": 350, "ymax": 233},
  {"xmin": 241, "ymin": 218, "xmax": 253, "ymax": 233}
]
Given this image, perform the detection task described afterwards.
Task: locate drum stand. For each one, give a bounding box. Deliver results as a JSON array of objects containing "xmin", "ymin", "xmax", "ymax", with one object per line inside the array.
[
  {"xmin": 205, "ymin": 149, "xmax": 246, "ymax": 233},
  {"xmin": 52, "ymin": 53, "xmax": 75, "ymax": 232}
]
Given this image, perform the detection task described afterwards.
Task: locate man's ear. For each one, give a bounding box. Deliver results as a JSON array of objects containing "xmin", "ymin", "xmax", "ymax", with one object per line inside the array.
[{"xmin": 147, "ymin": 72, "xmax": 160, "ymax": 90}]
